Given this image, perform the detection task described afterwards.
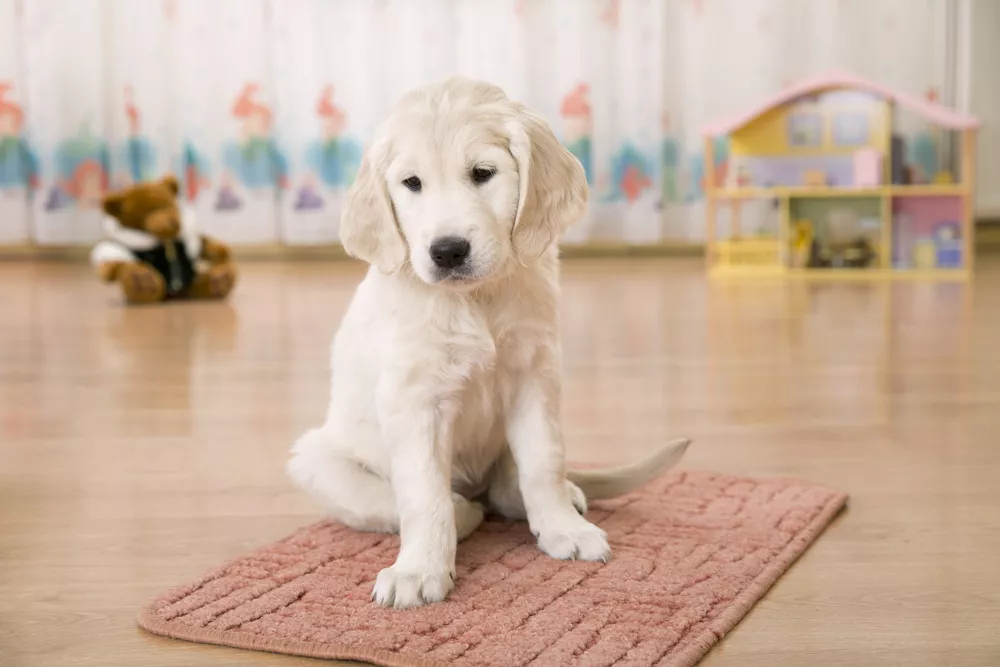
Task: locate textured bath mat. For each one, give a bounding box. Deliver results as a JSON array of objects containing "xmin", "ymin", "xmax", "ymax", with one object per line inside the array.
[{"xmin": 139, "ymin": 471, "xmax": 846, "ymax": 667}]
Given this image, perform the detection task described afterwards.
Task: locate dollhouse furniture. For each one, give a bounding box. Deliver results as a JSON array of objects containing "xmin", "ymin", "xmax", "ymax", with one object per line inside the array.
[{"xmin": 701, "ymin": 71, "xmax": 980, "ymax": 280}]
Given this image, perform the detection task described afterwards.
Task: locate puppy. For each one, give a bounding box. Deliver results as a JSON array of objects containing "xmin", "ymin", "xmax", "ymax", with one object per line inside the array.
[{"xmin": 288, "ymin": 77, "xmax": 689, "ymax": 609}]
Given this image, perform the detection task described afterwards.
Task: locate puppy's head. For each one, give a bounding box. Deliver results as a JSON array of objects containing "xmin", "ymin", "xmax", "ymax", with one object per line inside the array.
[{"xmin": 340, "ymin": 77, "xmax": 588, "ymax": 287}]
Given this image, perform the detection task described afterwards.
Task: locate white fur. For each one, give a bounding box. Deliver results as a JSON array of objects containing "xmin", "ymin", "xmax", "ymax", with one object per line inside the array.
[
  {"xmin": 287, "ymin": 77, "xmax": 689, "ymax": 610},
  {"xmin": 89, "ymin": 207, "xmax": 202, "ymax": 269}
]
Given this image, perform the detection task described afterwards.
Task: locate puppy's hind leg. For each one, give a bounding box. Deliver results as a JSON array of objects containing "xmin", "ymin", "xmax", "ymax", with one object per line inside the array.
[
  {"xmin": 287, "ymin": 427, "xmax": 485, "ymax": 539},
  {"xmin": 287, "ymin": 428, "xmax": 398, "ymax": 533},
  {"xmin": 453, "ymin": 494, "xmax": 485, "ymax": 541},
  {"xmin": 486, "ymin": 448, "xmax": 587, "ymax": 520}
]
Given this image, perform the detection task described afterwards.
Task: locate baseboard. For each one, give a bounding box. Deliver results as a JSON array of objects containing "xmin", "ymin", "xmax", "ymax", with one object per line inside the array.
[
  {"xmin": 3, "ymin": 224, "xmax": 997, "ymax": 262},
  {"xmin": 979, "ymin": 217, "xmax": 1000, "ymax": 251},
  {"xmin": 559, "ymin": 241, "xmax": 703, "ymax": 258}
]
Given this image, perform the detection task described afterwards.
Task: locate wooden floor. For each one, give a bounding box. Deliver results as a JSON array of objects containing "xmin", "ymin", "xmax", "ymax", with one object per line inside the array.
[{"xmin": 2, "ymin": 257, "xmax": 999, "ymax": 667}]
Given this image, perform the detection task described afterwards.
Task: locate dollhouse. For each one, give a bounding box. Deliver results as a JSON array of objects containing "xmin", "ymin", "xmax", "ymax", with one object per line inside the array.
[{"xmin": 701, "ymin": 71, "xmax": 980, "ymax": 280}]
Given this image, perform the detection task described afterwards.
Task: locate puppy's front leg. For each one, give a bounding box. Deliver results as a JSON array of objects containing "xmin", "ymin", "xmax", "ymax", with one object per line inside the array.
[
  {"xmin": 372, "ymin": 395, "xmax": 457, "ymax": 609},
  {"xmin": 505, "ymin": 362, "xmax": 610, "ymax": 562}
]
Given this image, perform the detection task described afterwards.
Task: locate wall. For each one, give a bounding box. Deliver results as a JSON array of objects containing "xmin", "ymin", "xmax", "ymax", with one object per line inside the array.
[{"xmin": 968, "ymin": 0, "xmax": 1000, "ymax": 217}]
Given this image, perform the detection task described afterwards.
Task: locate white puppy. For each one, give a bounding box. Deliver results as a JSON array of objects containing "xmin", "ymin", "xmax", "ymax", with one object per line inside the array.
[{"xmin": 287, "ymin": 77, "xmax": 689, "ymax": 609}]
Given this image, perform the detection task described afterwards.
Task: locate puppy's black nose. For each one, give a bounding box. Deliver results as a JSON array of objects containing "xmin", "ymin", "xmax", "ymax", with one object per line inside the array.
[{"xmin": 429, "ymin": 237, "xmax": 471, "ymax": 269}]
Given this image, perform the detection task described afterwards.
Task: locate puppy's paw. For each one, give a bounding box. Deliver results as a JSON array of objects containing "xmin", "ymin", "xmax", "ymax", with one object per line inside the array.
[
  {"xmin": 372, "ymin": 565, "xmax": 454, "ymax": 609},
  {"xmin": 566, "ymin": 480, "xmax": 587, "ymax": 515},
  {"xmin": 535, "ymin": 513, "xmax": 610, "ymax": 562}
]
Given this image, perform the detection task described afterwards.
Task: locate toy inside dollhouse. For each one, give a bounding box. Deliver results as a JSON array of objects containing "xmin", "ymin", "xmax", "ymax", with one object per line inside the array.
[{"xmin": 703, "ymin": 73, "xmax": 978, "ymax": 279}]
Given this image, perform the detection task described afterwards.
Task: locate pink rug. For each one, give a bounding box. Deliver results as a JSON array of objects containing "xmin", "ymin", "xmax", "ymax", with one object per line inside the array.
[{"xmin": 139, "ymin": 471, "xmax": 846, "ymax": 666}]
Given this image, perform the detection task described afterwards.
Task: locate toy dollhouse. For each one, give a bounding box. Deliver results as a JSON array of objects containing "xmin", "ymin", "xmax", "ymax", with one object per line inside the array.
[{"xmin": 702, "ymin": 71, "xmax": 980, "ymax": 280}]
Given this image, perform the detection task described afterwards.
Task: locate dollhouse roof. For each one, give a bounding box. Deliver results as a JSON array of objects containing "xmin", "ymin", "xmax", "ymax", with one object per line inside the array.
[{"xmin": 701, "ymin": 70, "xmax": 980, "ymax": 136}]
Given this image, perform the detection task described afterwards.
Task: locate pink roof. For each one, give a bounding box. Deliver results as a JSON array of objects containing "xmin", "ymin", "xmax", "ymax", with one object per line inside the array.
[{"xmin": 702, "ymin": 70, "xmax": 980, "ymax": 136}]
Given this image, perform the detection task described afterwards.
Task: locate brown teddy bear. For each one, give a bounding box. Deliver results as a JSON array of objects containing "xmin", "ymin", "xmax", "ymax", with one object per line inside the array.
[{"xmin": 90, "ymin": 176, "xmax": 237, "ymax": 304}]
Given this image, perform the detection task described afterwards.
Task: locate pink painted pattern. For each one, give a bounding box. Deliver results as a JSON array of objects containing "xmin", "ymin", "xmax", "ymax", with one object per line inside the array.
[{"xmin": 599, "ymin": 0, "xmax": 620, "ymax": 28}]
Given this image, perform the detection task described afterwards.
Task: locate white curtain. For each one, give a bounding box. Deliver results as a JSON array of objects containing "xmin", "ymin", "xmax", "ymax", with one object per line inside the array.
[{"xmin": 0, "ymin": 0, "xmax": 952, "ymax": 247}]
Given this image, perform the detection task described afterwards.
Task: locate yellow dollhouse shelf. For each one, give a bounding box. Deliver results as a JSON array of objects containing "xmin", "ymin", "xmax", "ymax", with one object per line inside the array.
[
  {"xmin": 701, "ymin": 71, "xmax": 980, "ymax": 281},
  {"xmin": 712, "ymin": 237, "xmax": 782, "ymax": 268}
]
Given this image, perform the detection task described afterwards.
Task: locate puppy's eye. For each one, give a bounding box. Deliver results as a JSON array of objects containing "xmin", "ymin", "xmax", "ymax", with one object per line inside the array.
[
  {"xmin": 402, "ymin": 176, "xmax": 422, "ymax": 192},
  {"xmin": 470, "ymin": 166, "xmax": 496, "ymax": 185}
]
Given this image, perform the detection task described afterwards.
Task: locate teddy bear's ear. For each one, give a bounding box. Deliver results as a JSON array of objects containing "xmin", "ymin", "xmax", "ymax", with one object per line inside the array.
[
  {"xmin": 161, "ymin": 175, "xmax": 180, "ymax": 197},
  {"xmin": 102, "ymin": 192, "xmax": 125, "ymax": 218}
]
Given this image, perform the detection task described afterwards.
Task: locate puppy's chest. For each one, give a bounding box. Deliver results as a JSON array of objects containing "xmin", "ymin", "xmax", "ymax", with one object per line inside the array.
[
  {"xmin": 447, "ymin": 321, "xmax": 530, "ymax": 490},
  {"xmin": 445, "ymin": 312, "xmax": 541, "ymax": 385},
  {"xmin": 442, "ymin": 309, "xmax": 549, "ymax": 490},
  {"xmin": 433, "ymin": 309, "xmax": 538, "ymax": 412}
]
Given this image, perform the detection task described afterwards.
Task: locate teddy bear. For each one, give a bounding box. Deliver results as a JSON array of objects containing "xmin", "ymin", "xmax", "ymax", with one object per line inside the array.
[{"xmin": 90, "ymin": 176, "xmax": 237, "ymax": 304}]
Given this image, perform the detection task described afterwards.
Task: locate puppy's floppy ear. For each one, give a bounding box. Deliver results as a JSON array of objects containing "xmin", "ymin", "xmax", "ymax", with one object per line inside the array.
[
  {"xmin": 339, "ymin": 143, "xmax": 407, "ymax": 274},
  {"xmin": 507, "ymin": 106, "xmax": 589, "ymax": 260}
]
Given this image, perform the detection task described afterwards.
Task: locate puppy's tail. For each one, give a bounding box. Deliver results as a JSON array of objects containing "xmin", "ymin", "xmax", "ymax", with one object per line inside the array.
[{"xmin": 566, "ymin": 438, "xmax": 691, "ymax": 500}]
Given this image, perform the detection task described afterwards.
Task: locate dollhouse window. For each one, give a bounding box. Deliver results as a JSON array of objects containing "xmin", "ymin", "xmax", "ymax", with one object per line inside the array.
[
  {"xmin": 788, "ymin": 113, "xmax": 822, "ymax": 147},
  {"xmin": 832, "ymin": 112, "xmax": 870, "ymax": 146}
]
